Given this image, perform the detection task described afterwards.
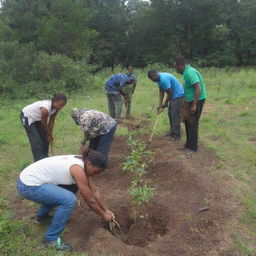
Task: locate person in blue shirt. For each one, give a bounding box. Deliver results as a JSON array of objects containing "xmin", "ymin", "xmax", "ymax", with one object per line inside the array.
[
  {"xmin": 148, "ymin": 70, "xmax": 184, "ymax": 140},
  {"xmin": 105, "ymin": 73, "xmax": 134, "ymax": 118}
]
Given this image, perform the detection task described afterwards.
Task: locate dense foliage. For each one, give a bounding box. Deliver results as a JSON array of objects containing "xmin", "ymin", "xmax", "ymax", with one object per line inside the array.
[{"xmin": 0, "ymin": 0, "xmax": 255, "ymax": 97}]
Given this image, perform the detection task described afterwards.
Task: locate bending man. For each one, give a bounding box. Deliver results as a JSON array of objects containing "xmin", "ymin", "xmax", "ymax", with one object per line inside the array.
[
  {"xmin": 71, "ymin": 108, "xmax": 116, "ymax": 165},
  {"xmin": 105, "ymin": 73, "xmax": 134, "ymax": 118},
  {"xmin": 148, "ymin": 70, "xmax": 184, "ymax": 141}
]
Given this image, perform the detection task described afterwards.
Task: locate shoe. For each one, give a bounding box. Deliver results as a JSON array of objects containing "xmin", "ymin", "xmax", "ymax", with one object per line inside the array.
[
  {"xmin": 42, "ymin": 237, "xmax": 72, "ymax": 251},
  {"xmin": 178, "ymin": 146, "xmax": 187, "ymax": 150},
  {"xmin": 34, "ymin": 214, "xmax": 53, "ymax": 224},
  {"xmin": 185, "ymin": 149, "xmax": 196, "ymax": 156},
  {"xmin": 169, "ymin": 136, "xmax": 180, "ymax": 141},
  {"xmin": 165, "ymin": 132, "xmax": 173, "ymax": 137}
]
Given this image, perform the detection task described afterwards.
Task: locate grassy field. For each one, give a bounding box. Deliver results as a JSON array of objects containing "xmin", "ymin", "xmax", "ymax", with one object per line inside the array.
[{"xmin": 0, "ymin": 66, "xmax": 256, "ymax": 255}]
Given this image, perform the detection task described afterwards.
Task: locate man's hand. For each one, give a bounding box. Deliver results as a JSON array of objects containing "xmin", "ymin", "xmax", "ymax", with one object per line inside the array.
[
  {"xmin": 125, "ymin": 99, "xmax": 128, "ymax": 108},
  {"xmin": 103, "ymin": 210, "xmax": 114, "ymax": 222},
  {"xmin": 105, "ymin": 209, "xmax": 115, "ymax": 219},
  {"xmin": 157, "ymin": 106, "xmax": 163, "ymax": 114},
  {"xmin": 47, "ymin": 134, "xmax": 53, "ymax": 143},
  {"xmin": 191, "ymin": 103, "xmax": 197, "ymax": 114},
  {"xmin": 162, "ymin": 102, "xmax": 168, "ymax": 109}
]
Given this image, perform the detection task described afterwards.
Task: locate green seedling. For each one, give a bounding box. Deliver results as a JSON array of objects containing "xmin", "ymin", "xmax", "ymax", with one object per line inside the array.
[{"xmin": 123, "ymin": 135, "xmax": 155, "ymax": 219}]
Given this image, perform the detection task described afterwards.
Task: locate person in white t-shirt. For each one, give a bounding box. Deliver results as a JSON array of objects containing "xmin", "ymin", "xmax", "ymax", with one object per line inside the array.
[
  {"xmin": 17, "ymin": 148, "xmax": 114, "ymax": 251},
  {"xmin": 20, "ymin": 93, "xmax": 67, "ymax": 161}
]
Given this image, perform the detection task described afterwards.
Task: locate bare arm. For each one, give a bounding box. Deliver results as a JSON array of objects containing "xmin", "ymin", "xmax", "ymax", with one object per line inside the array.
[
  {"xmin": 120, "ymin": 88, "xmax": 127, "ymax": 98},
  {"xmin": 191, "ymin": 82, "xmax": 201, "ymax": 114},
  {"xmin": 70, "ymin": 165, "xmax": 112, "ymax": 221},
  {"xmin": 48, "ymin": 112, "xmax": 57, "ymax": 138},
  {"xmin": 40, "ymin": 107, "xmax": 52, "ymax": 142},
  {"xmin": 162, "ymin": 88, "xmax": 172, "ymax": 108},
  {"xmin": 157, "ymin": 88, "xmax": 164, "ymax": 114},
  {"xmin": 88, "ymin": 178, "xmax": 107, "ymax": 212}
]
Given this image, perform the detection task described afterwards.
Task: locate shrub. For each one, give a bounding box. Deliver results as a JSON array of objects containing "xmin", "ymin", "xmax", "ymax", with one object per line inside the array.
[{"xmin": 0, "ymin": 42, "xmax": 93, "ymax": 98}]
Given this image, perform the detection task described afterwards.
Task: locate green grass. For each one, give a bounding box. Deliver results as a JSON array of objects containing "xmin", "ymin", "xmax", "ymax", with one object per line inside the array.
[{"xmin": 0, "ymin": 66, "xmax": 256, "ymax": 255}]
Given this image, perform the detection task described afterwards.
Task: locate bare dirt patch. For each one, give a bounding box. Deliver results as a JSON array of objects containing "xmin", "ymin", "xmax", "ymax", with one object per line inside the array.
[
  {"xmin": 11, "ymin": 136, "xmax": 240, "ymax": 256},
  {"xmin": 117, "ymin": 118, "xmax": 150, "ymax": 131}
]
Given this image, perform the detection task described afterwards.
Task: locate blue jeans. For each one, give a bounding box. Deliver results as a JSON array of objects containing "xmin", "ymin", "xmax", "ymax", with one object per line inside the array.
[
  {"xmin": 17, "ymin": 178, "xmax": 77, "ymax": 241},
  {"xmin": 89, "ymin": 124, "xmax": 116, "ymax": 165}
]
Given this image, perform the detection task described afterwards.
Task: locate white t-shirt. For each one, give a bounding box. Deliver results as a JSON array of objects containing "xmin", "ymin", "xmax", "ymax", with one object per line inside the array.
[
  {"xmin": 20, "ymin": 155, "xmax": 84, "ymax": 186},
  {"xmin": 22, "ymin": 100, "xmax": 57, "ymax": 125}
]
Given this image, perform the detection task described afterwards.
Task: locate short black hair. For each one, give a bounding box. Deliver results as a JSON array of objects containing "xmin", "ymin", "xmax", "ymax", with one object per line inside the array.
[
  {"xmin": 52, "ymin": 93, "xmax": 67, "ymax": 103},
  {"xmin": 147, "ymin": 70, "xmax": 157, "ymax": 79},
  {"xmin": 174, "ymin": 56, "xmax": 187, "ymax": 66},
  {"xmin": 83, "ymin": 149, "xmax": 107, "ymax": 170}
]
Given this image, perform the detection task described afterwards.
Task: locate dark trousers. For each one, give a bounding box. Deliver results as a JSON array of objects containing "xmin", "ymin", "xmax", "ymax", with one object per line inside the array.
[
  {"xmin": 168, "ymin": 97, "xmax": 184, "ymax": 137},
  {"xmin": 184, "ymin": 100, "xmax": 205, "ymax": 151},
  {"xmin": 89, "ymin": 125, "xmax": 116, "ymax": 165},
  {"xmin": 20, "ymin": 112, "xmax": 49, "ymax": 162}
]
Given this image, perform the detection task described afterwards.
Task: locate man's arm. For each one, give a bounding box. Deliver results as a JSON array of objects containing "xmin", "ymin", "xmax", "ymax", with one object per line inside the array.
[
  {"xmin": 157, "ymin": 88, "xmax": 165, "ymax": 114},
  {"xmin": 132, "ymin": 76, "xmax": 137, "ymax": 93},
  {"xmin": 40, "ymin": 107, "xmax": 52, "ymax": 142},
  {"xmin": 191, "ymin": 82, "xmax": 201, "ymax": 114},
  {"xmin": 70, "ymin": 165, "xmax": 113, "ymax": 222},
  {"xmin": 120, "ymin": 88, "xmax": 128, "ymax": 106},
  {"xmin": 162, "ymin": 88, "xmax": 172, "ymax": 108},
  {"xmin": 48, "ymin": 112, "xmax": 57, "ymax": 140},
  {"xmin": 88, "ymin": 178, "xmax": 107, "ymax": 212}
]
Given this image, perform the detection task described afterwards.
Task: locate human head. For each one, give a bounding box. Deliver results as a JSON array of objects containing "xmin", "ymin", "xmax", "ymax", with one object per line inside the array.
[
  {"xmin": 147, "ymin": 70, "xmax": 159, "ymax": 82},
  {"xmin": 71, "ymin": 108, "xmax": 80, "ymax": 125},
  {"xmin": 127, "ymin": 65, "xmax": 133, "ymax": 73},
  {"xmin": 126, "ymin": 77, "xmax": 135, "ymax": 84},
  {"xmin": 52, "ymin": 93, "xmax": 67, "ymax": 110},
  {"xmin": 174, "ymin": 56, "xmax": 187, "ymax": 74},
  {"xmin": 82, "ymin": 148, "xmax": 107, "ymax": 176}
]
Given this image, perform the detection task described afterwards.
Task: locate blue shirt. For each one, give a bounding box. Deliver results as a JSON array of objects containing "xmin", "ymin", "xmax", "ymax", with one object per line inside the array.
[
  {"xmin": 105, "ymin": 74, "xmax": 129, "ymax": 94},
  {"xmin": 157, "ymin": 73, "xmax": 184, "ymax": 99}
]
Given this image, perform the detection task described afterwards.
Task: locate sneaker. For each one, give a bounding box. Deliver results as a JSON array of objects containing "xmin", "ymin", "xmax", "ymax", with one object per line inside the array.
[
  {"xmin": 178, "ymin": 145, "xmax": 187, "ymax": 150},
  {"xmin": 169, "ymin": 135, "xmax": 180, "ymax": 141},
  {"xmin": 34, "ymin": 214, "xmax": 53, "ymax": 224},
  {"xmin": 185, "ymin": 149, "xmax": 196, "ymax": 156},
  {"xmin": 42, "ymin": 237, "xmax": 72, "ymax": 251}
]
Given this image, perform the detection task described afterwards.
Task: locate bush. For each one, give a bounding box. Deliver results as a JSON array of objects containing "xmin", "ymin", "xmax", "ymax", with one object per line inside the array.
[{"xmin": 0, "ymin": 42, "xmax": 93, "ymax": 98}]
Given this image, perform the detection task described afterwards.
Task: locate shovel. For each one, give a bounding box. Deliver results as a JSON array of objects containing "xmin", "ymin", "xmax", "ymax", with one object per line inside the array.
[
  {"xmin": 109, "ymin": 218, "xmax": 121, "ymax": 234},
  {"xmin": 49, "ymin": 142, "xmax": 55, "ymax": 156},
  {"xmin": 149, "ymin": 113, "xmax": 160, "ymax": 143}
]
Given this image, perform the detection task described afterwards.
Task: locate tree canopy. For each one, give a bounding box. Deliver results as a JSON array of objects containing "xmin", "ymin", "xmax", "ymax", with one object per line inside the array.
[{"xmin": 0, "ymin": 0, "xmax": 255, "ymax": 97}]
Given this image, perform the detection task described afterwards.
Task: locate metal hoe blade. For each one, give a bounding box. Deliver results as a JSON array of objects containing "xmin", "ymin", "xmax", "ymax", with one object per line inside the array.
[{"xmin": 109, "ymin": 218, "xmax": 121, "ymax": 233}]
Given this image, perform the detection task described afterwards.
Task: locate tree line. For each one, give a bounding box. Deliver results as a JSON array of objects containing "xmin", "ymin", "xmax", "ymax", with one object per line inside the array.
[{"xmin": 0, "ymin": 0, "xmax": 255, "ymax": 97}]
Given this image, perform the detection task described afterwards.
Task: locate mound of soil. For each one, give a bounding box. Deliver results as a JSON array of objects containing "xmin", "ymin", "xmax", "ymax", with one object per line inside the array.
[{"xmin": 11, "ymin": 136, "xmax": 240, "ymax": 256}]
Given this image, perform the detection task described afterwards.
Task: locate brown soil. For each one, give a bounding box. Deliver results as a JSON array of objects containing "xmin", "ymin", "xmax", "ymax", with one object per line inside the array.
[
  {"xmin": 11, "ymin": 135, "xmax": 240, "ymax": 256},
  {"xmin": 117, "ymin": 118, "xmax": 150, "ymax": 131}
]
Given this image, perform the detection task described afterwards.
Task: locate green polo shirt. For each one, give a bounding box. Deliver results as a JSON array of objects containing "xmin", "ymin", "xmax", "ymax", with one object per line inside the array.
[{"xmin": 182, "ymin": 65, "xmax": 207, "ymax": 102}]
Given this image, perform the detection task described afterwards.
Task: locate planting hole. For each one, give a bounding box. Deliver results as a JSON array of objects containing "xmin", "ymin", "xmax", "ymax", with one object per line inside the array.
[{"xmin": 108, "ymin": 204, "xmax": 169, "ymax": 247}]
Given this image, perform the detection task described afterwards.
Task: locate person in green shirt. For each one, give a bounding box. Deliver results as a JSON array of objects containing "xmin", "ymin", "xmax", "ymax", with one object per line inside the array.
[{"xmin": 174, "ymin": 56, "xmax": 207, "ymax": 154}]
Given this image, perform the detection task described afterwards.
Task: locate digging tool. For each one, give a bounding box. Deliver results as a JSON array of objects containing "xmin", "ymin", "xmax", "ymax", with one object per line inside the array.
[
  {"xmin": 49, "ymin": 142, "xmax": 55, "ymax": 156},
  {"xmin": 149, "ymin": 113, "xmax": 160, "ymax": 143},
  {"xmin": 198, "ymin": 207, "xmax": 210, "ymax": 213},
  {"xmin": 109, "ymin": 218, "xmax": 121, "ymax": 233}
]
